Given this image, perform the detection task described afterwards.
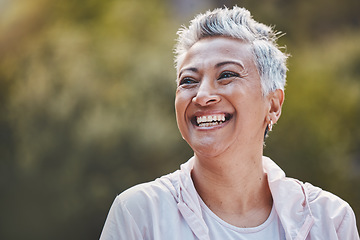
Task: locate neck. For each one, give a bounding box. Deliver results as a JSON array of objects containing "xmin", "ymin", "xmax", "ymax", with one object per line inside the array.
[{"xmin": 191, "ymin": 149, "xmax": 273, "ymax": 227}]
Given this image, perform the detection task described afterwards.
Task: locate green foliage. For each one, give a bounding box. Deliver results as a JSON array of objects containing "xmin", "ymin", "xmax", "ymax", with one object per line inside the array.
[
  {"xmin": 0, "ymin": 0, "xmax": 189, "ymax": 239},
  {"xmin": 0, "ymin": 0, "xmax": 359, "ymax": 239}
]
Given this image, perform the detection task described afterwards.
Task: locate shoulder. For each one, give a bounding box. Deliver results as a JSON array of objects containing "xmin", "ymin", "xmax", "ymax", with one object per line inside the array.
[
  {"xmin": 104, "ymin": 172, "xmax": 196, "ymax": 239},
  {"xmin": 116, "ymin": 173, "xmax": 179, "ymax": 211},
  {"xmin": 304, "ymin": 182, "xmax": 359, "ymax": 237},
  {"xmin": 112, "ymin": 168, "xmax": 185, "ymax": 220},
  {"xmin": 304, "ymin": 182, "xmax": 352, "ymax": 217},
  {"xmin": 100, "ymin": 177, "xmax": 181, "ymax": 240}
]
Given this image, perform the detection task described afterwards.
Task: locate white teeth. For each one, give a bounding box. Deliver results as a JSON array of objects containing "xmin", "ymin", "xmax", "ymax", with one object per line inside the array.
[
  {"xmin": 199, "ymin": 122, "xmax": 220, "ymax": 127},
  {"xmin": 196, "ymin": 114, "xmax": 226, "ymax": 125}
]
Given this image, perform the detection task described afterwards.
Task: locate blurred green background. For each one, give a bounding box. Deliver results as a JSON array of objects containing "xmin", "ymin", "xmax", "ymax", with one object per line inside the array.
[{"xmin": 0, "ymin": 0, "xmax": 359, "ymax": 239}]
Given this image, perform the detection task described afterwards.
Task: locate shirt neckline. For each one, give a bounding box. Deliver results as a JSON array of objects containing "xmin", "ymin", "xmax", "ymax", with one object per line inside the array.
[{"xmin": 197, "ymin": 193, "xmax": 277, "ymax": 233}]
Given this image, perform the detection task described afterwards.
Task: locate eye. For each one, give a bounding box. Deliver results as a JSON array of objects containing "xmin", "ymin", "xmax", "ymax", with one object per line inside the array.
[
  {"xmin": 218, "ymin": 71, "xmax": 239, "ymax": 80},
  {"xmin": 179, "ymin": 77, "xmax": 197, "ymax": 86}
]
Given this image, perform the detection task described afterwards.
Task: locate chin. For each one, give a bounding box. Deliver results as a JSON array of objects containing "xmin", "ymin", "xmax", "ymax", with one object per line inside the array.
[{"xmin": 190, "ymin": 142, "xmax": 227, "ymax": 158}]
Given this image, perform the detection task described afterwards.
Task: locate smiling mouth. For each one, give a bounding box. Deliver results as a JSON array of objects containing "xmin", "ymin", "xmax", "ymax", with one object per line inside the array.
[{"xmin": 192, "ymin": 113, "xmax": 232, "ymax": 127}]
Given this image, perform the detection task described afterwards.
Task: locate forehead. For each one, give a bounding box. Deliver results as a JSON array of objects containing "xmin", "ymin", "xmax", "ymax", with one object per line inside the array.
[{"xmin": 178, "ymin": 37, "xmax": 254, "ymax": 73}]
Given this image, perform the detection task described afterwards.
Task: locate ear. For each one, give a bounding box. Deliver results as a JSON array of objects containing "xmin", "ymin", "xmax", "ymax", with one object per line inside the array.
[{"xmin": 267, "ymin": 89, "xmax": 284, "ymax": 124}]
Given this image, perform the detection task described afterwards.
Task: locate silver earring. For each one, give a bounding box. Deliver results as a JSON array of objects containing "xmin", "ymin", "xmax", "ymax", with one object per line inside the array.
[{"xmin": 268, "ymin": 120, "xmax": 273, "ymax": 132}]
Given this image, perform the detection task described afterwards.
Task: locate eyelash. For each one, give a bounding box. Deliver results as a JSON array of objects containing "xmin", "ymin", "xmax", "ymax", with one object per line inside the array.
[
  {"xmin": 218, "ymin": 71, "xmax": 239, "ymax": 80},
  {"xmin": 178, "ymin": 71, "xmax": 239, "ymax": 86},
  {"xmin": 179, "ymin": 77, "xmax": 197, "ymax": 86}
]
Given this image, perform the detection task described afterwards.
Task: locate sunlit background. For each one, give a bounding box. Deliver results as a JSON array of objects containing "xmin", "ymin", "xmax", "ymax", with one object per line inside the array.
[{"xmin": 0, "ymin": 0, "xmax": 359, "ymax": 239}]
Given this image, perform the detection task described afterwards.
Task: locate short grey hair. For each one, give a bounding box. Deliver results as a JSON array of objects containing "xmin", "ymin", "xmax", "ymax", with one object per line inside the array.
[{"xmin": 174, "ymin": 6, "xmax": 289, "ymax": 96}]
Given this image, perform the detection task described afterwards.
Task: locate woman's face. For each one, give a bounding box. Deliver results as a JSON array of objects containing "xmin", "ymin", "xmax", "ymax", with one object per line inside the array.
[{"xmin": 175, "ymin": 37, "xmax": 271, "ymax": 157}]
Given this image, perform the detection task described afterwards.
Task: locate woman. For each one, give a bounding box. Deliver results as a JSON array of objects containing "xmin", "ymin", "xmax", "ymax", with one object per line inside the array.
[{"xmin": 100, "ymin": 6, "xmax": 359, "ymax": 240}]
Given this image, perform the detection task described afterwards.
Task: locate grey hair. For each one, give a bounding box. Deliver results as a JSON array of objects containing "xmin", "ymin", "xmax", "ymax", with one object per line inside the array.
[{"xmin": 174, "ymin": 6, "xmax": 288, "ymax": 96}]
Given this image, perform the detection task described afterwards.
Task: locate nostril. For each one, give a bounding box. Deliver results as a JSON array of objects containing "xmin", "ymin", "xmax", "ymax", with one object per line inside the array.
[{"xmin": 206, "ymin": 99, "xmax": 217, "ymax": 104}]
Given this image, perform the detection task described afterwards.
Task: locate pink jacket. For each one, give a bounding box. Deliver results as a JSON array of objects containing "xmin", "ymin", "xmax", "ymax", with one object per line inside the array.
[{"xmin": 100, "ymin": 157, "xmax": 359, "ymax": 240}]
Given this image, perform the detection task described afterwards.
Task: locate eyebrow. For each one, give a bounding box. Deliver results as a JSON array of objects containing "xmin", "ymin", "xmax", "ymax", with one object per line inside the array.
[
  {"xmin": 178, "ymin": 61, "xmax": 245, "ymax": 78},
  {"xmin": 215, "ymin": 61, "xmax": 245, "ymax": 69},
  {"xmin": 178, "ymin": 67, "xmax": 198, "ymax": 79}
]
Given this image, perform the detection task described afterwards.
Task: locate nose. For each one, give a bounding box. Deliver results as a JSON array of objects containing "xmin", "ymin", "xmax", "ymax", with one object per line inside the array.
[{"xmin": 192, "ymin": 80, "xmax": 220, "ymax": 106}]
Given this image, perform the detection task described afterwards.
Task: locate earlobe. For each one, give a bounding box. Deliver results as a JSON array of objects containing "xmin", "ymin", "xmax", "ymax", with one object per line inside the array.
[{"xmin": 268, "ymin": 89, "xmax": 284, "ymax": 124}]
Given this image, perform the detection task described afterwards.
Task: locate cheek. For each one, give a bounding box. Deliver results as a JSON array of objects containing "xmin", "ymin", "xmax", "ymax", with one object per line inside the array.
[
  {"xmin": 175, "ymin": 91, "xmax": 194, "ymax": 136},
  {"xmin": 175, "ymin": 93, "xmax": 188, "ymax": 125},
  {"xmin": 175, "ymin": 90, "xmax": 193, "ymax": 113}
]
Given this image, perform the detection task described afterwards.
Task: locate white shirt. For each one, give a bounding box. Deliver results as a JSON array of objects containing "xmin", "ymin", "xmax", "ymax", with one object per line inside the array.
[{"xmin": 199, "ymin": 195, "xmax": 286, "ymax": 239}]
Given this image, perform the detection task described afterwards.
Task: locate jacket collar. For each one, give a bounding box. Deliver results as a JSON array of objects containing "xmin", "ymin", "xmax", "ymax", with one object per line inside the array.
[
  {"xmin": 161, "ymin": 156, "xmax": 315, "ymax": 240},
  {"xmin": 263, "ymin": 156, "xmax": 315, "ymax": 240}
]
